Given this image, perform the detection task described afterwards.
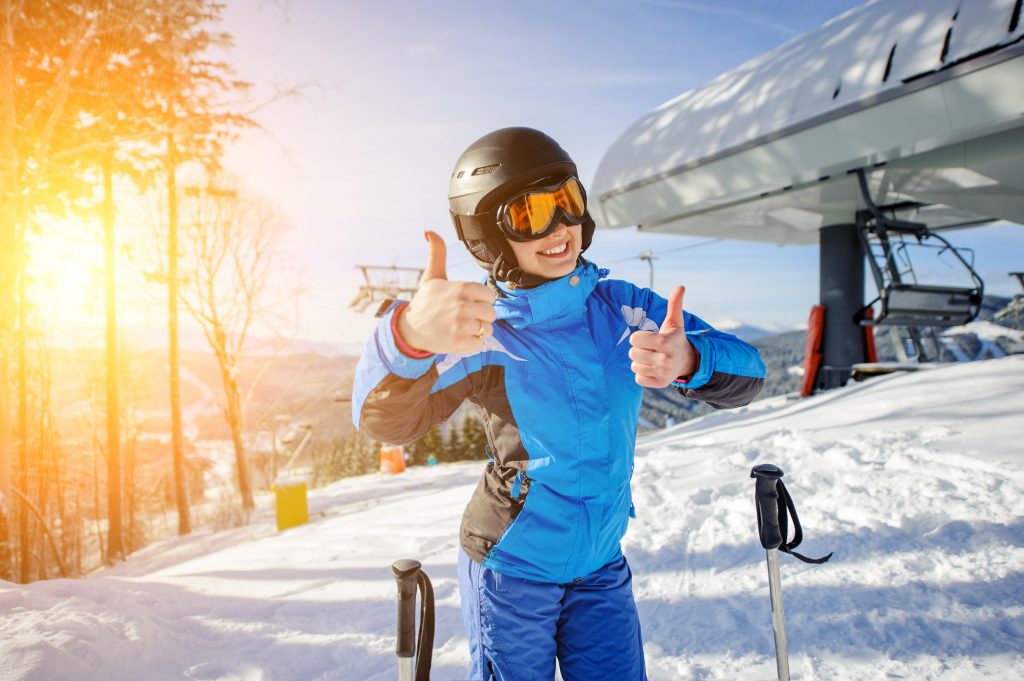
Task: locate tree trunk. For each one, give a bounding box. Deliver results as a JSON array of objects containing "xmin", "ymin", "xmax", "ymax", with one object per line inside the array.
[
  {"xmin": 220, "ymin": 355, "xmax": 253, "ymax": 512},
  {"xmin": 0, "ymin": 322, "xmax": 10, "ymax": 579},
  {"xmin": 103, "ymin": 153, "xmax": 123, "ymax": 562},
  {"xmin": 16, "ymin": 226, "xmax": 29, "ymax": 583},
  {"xmin": 92, "ymin": 431, "xmax": 106, "ymax": 567},
  {"xmin": 34, "ymin": 453, "xmax": 49, "ymax": 581},
  {"xmin": 53, "ymin": 427, "xmax": 69, "ymax": 577},
  {"xmin": 35, "ymin": 340, "xmax": 53, "ymax": 579},
  {"xmin": 124, "ymin": 433, "xmax": 135, "ymax": 553},
  {"xmin": 0, "ymin": 331, "xmax": 11, "ymax": 579},
  {"xmin": 0, "ymin": 1, "xmax": 15, "ymax": 517},
  {"xmin": 9, "ymin": 487, "xmax": 67, "ymax": 579},
  {"xmin": 166, "ymin": 136, "xmax": 190, "ymax": 535}
]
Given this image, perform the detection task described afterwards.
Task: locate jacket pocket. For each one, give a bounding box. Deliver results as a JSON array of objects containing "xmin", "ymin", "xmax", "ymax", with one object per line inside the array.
[
  {"xmin": 629, "ymin": 462, "xmax": 636, "ymax": 518},
  {"xmin": 460, "ymin": 462, "xmax": 531, "ymax": 562},
  {"xmin": 494, "ymin": 468, "xmax": 531, "ymax": 545}
]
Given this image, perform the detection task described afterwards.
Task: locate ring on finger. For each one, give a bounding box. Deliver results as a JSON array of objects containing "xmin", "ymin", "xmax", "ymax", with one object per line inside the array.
[{"xmin": 473, "ymin": 321, "xmax": 487, "ymax": 338}]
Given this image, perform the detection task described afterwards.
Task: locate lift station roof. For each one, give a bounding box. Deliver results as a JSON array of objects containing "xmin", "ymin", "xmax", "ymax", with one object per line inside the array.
[{"xmin": 591, "ymin": 0, "xmax": 1024, "ymax": 245}]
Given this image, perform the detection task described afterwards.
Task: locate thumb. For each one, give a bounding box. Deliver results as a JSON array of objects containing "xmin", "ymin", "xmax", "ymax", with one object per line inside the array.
[
  {"xmin": 422, "ymin": 230, "xmax": 448, "ymax": 281},
  {"xmin": 660, "ymin": 285, "xmax": 686, "ymax": 333}
]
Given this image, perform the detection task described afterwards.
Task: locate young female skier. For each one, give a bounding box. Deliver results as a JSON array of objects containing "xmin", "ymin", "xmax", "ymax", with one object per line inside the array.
[{"xmin": 352, "ymin": 127, "xmax": 766, "ymax": 680}]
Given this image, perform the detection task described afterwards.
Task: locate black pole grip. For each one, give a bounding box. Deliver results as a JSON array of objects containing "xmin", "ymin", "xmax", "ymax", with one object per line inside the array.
[
  {"xmin": 751, "ymin": 464, "xmax": 785, "ymax": 550},
  {"xmin": 392, "ymin": 558, "xmax": 421, "ymax": 658}
]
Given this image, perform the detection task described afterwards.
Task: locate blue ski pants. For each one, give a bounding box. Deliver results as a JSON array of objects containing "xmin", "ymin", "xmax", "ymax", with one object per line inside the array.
[{"xmin": 458, "ymin": 548, "xmax": 647, "ymax": 681}]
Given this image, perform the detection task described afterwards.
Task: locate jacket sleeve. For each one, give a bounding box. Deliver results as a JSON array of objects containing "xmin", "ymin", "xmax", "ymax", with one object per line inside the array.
[
  {"xmin": 640, "ymin": 287, "xmax": 767, "ymax": 409},
  {"xmin": 351, "ymin": 301, "xmax": 474, "ymax": 444}
]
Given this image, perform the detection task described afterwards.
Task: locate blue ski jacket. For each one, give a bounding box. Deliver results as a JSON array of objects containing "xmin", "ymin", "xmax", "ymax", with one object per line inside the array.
[{"xmin": 352, "ymin": 260, "xmax": 765, "ymax": 583}]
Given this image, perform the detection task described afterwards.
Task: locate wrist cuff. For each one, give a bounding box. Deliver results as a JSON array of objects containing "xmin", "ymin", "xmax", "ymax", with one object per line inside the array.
[
  {"xmin": 391, "ymin": 304, "xmax": 433, "ymax": 359},
  {"xmin": 671, "ymin": 348, "xmax": 702, "ymax": 387}
]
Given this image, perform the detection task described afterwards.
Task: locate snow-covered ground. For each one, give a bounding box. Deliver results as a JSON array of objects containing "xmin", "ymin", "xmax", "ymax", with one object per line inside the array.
[{"xmin": 2, "ymin": 356, "xmax": 1023, "ymax": 680}]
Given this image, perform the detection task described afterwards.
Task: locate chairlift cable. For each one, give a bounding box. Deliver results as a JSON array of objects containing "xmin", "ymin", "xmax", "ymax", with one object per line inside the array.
[{"xmin": 604, "ymin": 237, "xmax": 722, "ymax": 265}]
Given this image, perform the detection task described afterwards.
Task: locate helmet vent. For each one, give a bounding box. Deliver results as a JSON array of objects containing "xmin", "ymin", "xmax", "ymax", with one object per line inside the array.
[
  {"xmin": 472, "ymin": 164, "xmax": 500, "ymax": 176},
  {"xmin": 455, "ymin": 170, "xmax": 465, "ymax": 178}
]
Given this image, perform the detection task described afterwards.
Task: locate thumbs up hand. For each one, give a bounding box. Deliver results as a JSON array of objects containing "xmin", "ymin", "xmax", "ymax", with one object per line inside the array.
[
  {"xmin": 628, "ymin": 286, "xmax": 699, "ymax": 388},
  {"xmin": 398, "ymin": 230, "xmax": 498, "ymax": 355}
]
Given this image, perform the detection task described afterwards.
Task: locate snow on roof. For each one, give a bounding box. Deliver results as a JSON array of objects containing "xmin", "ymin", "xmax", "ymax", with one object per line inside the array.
[{"xmin": 595, "ymin": 0, "xmax": 1024, "ymax": 196}]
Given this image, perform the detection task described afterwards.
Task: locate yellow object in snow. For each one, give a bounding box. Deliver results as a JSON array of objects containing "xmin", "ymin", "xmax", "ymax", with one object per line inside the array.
[{"xmin": 272, "ymin": 479, "xmax": 308, "ymax": 531}]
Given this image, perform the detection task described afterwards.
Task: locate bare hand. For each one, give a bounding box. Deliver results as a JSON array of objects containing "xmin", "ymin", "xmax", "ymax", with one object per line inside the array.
[
  {"xmin": 398, "ymin": 231, "xmax": 498, "ymax": 355},
  {"xmin": 628, "ymin": 286, "xmax": 699, "ymax": 388}
]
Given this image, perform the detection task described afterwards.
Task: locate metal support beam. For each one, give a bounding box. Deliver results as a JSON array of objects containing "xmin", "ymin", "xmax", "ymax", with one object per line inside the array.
[{"xmin": 817, "ymin": 224, "xmax": 864, "ymax": 391}]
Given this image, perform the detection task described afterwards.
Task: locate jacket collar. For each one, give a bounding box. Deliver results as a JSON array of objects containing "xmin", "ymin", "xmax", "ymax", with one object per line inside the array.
[{"xmin": 493, "ymin": 260, "xmax": 608, "ymax": 329}]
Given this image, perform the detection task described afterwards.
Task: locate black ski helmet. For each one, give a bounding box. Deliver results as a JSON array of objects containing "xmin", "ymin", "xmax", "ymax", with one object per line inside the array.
[{"xmin": 448, "ymin": 127, "xmax": 596, "ymax": 287}]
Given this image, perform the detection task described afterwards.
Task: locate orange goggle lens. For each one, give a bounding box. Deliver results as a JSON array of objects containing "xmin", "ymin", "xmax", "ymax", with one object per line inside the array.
[{"xmin": 503, "ymin": 177, "xmax": 586, "ymax": 237}]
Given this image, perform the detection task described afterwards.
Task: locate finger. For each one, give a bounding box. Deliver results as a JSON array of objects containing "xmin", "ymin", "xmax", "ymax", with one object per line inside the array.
[
  {"xmin": 630, "ymin": 362, "xmax": 663, "ymax": 379},
  {"xmin": 660, "ymin": 285, "xmax": 686, "ymax": 333},
  {"xmin": 628, "ymin": 346, "xmax": 666, "ymax": 367},
  {"xmin": 459, "ymin": 282, "xmax": 498, "ymax": 303},
  {"xmin": 634, "ymin": 373, "xmax": 670, "ymax": 389},
  {"xmin": 458, "ymin": 318, "xmax": 492, "ymax": 340},
  {"xmin": 462, "ymin": 301, "xmax": 498, "ymax": 323},
  {"xmin": 629, "ymin": 330, "xmax": 667, "ymax": 351},
  {"xmin": 423, "ymin": 230, "xmax": 448, "ymax": 281},
  {"xmin": 455, "ymin": 335, "xmax": 488, "ymax": 354}
]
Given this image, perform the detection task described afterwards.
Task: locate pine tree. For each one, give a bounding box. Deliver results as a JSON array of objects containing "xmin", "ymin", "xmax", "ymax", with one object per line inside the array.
[
  {"xmin": 423, "ymin": 425, "xmax": 443, "ymax": 463},
  {"xmin": 404, "ymin": 435, "xmax": 428, "ymax": 467},
  {"xmin": 460, "ymin": 414, "xmax": 490, "ymax": 462},
  {"xmin": 445, "ymin": 422, "xmax": 461, "ymax": 462}
]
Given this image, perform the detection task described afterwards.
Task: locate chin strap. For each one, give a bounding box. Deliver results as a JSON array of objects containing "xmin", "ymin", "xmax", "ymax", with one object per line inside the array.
[
  {"xmin": 489, "ymin": 255, "xmax": 588, "ymax": 290},
  {"xmin": 490, "ymin": 249, "xmax": 549, "ymax": 289}
]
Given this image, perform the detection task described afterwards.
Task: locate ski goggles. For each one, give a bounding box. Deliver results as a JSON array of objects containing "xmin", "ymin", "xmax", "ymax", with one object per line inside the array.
[{"xmin": 495, "ymin": 176, "xmax": 587, "ymax": 241}]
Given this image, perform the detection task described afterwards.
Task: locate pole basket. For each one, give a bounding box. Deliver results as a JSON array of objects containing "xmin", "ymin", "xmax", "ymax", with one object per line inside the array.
[{"xmin": 349, "ymin": 265, "xmax": 425, "ymax": 313}]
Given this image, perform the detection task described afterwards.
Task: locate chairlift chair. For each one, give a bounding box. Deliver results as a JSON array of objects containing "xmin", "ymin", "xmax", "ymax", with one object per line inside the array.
[
  {"xmin": 854, "ymin": 169, "xmax": 984, "ymax": 330},
  {"xmin": 349, "ymin": 265, "xmax": 425, "ymax": 313}
]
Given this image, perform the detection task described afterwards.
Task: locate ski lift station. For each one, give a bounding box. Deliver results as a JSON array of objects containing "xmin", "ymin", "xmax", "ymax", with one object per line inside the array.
[{"xmin": 592, "ymin": 0, "xmax": 1024, "ymax": 392}]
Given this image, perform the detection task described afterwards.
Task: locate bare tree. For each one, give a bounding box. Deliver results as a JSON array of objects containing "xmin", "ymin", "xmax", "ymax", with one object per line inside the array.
[
  {"xmin": 146, "ymin": 0, "xmax": 255, "ymax": 537},
  {"xmin": 178, "ymin": 178, "xmax": 290, "ymax": 513}
]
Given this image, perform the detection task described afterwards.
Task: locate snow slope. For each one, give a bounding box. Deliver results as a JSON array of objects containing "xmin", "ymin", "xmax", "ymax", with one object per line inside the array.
[{"xmin": 2, "ymin": 356, "xmax": 1023, "ymax": 680}]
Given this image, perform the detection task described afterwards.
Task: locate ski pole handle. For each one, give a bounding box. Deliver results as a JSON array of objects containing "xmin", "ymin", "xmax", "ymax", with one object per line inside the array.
[
  {"xmin": 392, "ymin": 559, "xmax": 421, "ymax": 659},
  {"xmin": 751, "ymin": 464, "xmax": 785, "ymax": 550}
]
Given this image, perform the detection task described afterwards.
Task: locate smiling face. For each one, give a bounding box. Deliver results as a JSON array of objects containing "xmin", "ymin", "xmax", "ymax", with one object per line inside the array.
[{"xmin": 505, "ymin": 222, "xmax": 583, "ymax": 281}]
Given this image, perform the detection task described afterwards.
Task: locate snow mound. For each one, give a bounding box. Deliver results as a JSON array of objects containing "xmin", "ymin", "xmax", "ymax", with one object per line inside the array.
[
  {"xmin": 1, "ymin": 356, "xmax": 1022, "ymax": 680},
  {"xmin": 943, "ymin": 320, "xmax": 1023, "ymax": 343}
]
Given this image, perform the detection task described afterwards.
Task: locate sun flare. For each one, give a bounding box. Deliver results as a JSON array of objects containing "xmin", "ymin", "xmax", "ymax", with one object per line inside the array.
[{"xmin": 25, "ymin": 212, "xmax": 153, "ymax": 346}]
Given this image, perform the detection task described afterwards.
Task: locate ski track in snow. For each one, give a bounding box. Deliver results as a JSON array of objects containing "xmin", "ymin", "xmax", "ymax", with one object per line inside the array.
[{"xmin": 1, "ymin": 356, "xmax": 1023, "ymax": 680}]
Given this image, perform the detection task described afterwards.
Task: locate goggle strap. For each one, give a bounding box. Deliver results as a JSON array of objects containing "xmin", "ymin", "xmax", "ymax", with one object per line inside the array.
[{"xmin": 451, "ymin": 211, "xmax": 494, "ymax": 241}]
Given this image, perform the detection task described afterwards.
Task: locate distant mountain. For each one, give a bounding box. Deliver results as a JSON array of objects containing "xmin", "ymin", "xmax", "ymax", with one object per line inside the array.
[
  {"xmin": 983, "ymin": 294, "xmax": 1023, "ymax": 330},
  {"xmin": 121, "ymin": 324, "xmax": 359, "ymax": 358},
  {"xmin": 713, "ymin": 320, "xmax": 790, "ymax": 342},
  {"xmin": 980, "ymin": 294, "xmax": 1016, "ymax": 325},
  {"xmin": 47, "ymin": 347, "xmax": 359, "ymax": 448},
  {"xmin": 639, "ymin": 296, "xmax": 1024, "ymax": 429}
]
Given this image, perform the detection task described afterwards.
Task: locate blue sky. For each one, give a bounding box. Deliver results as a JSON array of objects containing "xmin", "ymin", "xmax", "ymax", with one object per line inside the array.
[{"xmin": 218, "ymin": 0, "xmax": 1024, "ymax": 347}]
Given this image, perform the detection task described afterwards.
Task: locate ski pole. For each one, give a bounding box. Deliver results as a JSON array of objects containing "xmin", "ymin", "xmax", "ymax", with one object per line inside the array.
[
  {"xmin": 751, "ymin": 464, "xmax": 833, "ymax": 681},
  {"xmin": 751, "ymin": 463, "xmax": 790, "ymax": 681},
  {"xmin": 391, "ymin": 558, "xmax": 434, "ymax": 681}
]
